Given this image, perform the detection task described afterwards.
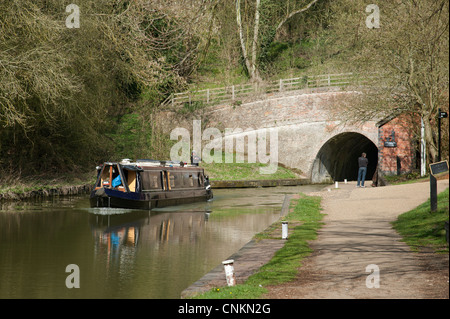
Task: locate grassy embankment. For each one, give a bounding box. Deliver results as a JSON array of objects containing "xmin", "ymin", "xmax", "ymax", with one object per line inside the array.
[
  {"xmin": 392, "ymin": 186, "xmax": 449, "ymax": 253},
  {"xmin": 385, "ymin": 172, "xmax": 449, "ymax": 253},
  {"xmin": 0, "ymin": 171, "xmax": 96, "ymax": 198},
  {"xmin": 192, "ymin": 193, "xmax": 324, "ymax": 299},
  {"xmin": 200, "ymin": 152, "xmax": 300, "ymax": 181},
  {"xmin": 383, "ymin": 172, "xmax": 430, "ymax": 185}
]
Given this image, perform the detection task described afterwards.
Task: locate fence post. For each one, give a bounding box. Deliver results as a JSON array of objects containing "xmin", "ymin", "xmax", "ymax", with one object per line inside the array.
[
  {"xmin": 207, "ymin": 89, "xmax": 210, "ymax": 104},
  {"xmin": 327, "ymin": 74, "xmax": 331, "ymax": 86},
  {"xmin": 279, "ymin": 79, "xmax": 283, "ymax": 92},
  {"xmin": 232, "ymin": 85, "xmax": 235, "ymax": 101}
]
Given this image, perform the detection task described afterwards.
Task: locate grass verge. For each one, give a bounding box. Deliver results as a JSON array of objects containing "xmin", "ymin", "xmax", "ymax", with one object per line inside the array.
[
  {"xmin": 191, "ymin": 193, "xmax": 324, "ymax": 299},
  {"xmin": 383, "ymin": 172, "xmax": 449, "ymax": 185},
  {"xmin": 392, "ymin": 187, "xmax": 449, "ymax": 253},
  {"xmin": 200, "ymin": 152, "xmax": 299, "ymax": 181}
]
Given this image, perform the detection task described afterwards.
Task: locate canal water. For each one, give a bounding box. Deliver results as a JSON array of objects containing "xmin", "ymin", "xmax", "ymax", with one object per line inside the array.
[{"xmin": 0, "ymin": 185, "xmax": 323, "ymax": 299}]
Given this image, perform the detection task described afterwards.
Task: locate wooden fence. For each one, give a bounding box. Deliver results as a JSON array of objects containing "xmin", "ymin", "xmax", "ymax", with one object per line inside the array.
[{"xmin": 161, "ymin": 72, "xmax": 355, "ymax": 108}]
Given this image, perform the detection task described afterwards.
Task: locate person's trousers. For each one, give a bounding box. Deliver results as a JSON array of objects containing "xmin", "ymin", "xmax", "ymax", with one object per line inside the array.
[{"xmin": 357, "ymin": 167, "xmax": 367, "ymax": 186}]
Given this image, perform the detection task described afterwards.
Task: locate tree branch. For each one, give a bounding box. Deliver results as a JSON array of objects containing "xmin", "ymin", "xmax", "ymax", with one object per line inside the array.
[{"xmin": 276, "ymin": 0, "xmax": 319, "ymax": 34}]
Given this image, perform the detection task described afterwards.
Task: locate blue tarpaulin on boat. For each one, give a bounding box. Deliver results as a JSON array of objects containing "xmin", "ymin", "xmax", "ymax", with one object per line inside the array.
[{"xmin": 112, "ymin": 175, "xmax": 122, "ymax": 187}]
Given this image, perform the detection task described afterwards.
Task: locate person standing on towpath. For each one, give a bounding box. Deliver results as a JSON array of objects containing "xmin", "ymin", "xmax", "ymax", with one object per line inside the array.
[{"xmin": 357, "ymin": 152, "xmax": 368, "ymax": 188}]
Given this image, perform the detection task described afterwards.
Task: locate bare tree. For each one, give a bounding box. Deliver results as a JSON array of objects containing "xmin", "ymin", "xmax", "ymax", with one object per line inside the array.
[
  {"xmin": 328, "ymin": 0, "xmax": 449, "ymax": 164},
  {"xmin": 235, "ymin": 0, "xmax": 319, "ymax": 82},
  {"xmin": 275, "ymin": 0, "xmax": 319, "ymax": 34},
  {"xmin": 0, "ymin": 0, "xmax": 213, "ymax": 172}
]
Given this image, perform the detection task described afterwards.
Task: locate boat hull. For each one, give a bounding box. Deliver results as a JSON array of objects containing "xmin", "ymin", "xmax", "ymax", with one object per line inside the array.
[{"xmin": 89, "ymin": 187, "xmax": 213, "ymax": 210}]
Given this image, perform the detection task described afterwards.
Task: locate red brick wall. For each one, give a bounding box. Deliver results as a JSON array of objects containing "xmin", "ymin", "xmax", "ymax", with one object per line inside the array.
[{"xmin": 378, "ymin": 114, "xmax": 417, "ymax": 176}]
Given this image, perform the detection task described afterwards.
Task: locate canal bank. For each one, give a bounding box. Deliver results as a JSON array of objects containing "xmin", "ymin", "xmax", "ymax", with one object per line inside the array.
[
  {"xmin": 181, "ymin": 236, "xmax": 287, "ymax": 298},
  {"xmin": 0, "ymin": 183, "xmax": 93, "ymax": 201},
  {"xmin": 184, "ymin": 179, "xmax": 449, "ymax": 299},
  {"xmin": 181, "ymin": 194, "xmax": 294, "ymax": 299},
  {"xmin": 210, "ymin": 178, "xmax": 309, "ymax": 188},
  {"xmin": 181, "ymin": 191, "xmax": 324, "ymax": 299},
  {"xmin": 0, "ymin": 178, "xmax": 311, "ymax": 201}
]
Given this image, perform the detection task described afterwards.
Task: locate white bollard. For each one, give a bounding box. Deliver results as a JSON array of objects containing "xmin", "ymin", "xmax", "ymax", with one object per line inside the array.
[
  {"xmin": 282, "ymin": 221, "xmax": 288, "ymax": 240},
  {"xmin": 222, "ymin": 260, "xmax": 236, "ymax": 287},
  {"xmin": 335, "ymin": 181, "xmax": 339, "ymax": 188},
  {"xmin": 344, "ymin": 179, "xmax": 347, "ymax": 184}
]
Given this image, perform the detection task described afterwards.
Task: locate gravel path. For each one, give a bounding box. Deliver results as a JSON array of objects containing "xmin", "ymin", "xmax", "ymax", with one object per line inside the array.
[{"xmin": 265, "ymin": 179, "xmax": 449, "ymax": 299}]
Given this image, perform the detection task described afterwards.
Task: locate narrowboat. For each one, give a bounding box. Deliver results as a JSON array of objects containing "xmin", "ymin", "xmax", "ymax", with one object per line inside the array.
[{"xmin": 90, "ymin": 159, "xmax": 213, "ymax": 210}]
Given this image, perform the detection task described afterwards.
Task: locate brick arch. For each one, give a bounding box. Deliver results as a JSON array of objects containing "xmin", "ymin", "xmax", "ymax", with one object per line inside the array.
[{"xmin": 162, "ymin": 87, "xmax": 416, "ymax": 183}]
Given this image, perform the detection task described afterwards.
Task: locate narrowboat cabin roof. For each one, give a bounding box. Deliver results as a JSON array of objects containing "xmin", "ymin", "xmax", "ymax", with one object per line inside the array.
[{"xmin": 96, "ymin": 159, "xmax": 203, "ymax": 170}]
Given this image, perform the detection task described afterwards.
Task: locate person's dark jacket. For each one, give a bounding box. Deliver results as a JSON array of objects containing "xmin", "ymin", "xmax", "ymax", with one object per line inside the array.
[{"xmin": 358, "ymin": 156, "xmax": 369, "ymax": 168}]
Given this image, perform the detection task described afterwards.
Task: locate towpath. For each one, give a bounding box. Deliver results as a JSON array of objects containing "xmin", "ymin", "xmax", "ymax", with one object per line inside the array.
[{"xmin": 265, "ymin": 179, "xmax": 449, "ymax": 299}]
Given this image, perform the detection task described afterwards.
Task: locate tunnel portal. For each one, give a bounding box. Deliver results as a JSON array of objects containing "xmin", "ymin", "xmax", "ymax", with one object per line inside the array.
[{"xmin": 311, "ymin": 132, "xmax": 378, "ymax": 184}]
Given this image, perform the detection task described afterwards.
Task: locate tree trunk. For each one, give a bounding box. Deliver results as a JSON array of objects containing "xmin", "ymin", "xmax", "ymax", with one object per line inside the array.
[
  {"xmin": 423, "ymin": 113, "xmax": 438, "ymax": 163},
  {"xmin": 251, "ymin": 0, "xmax": 261, "ymax": 81},
  {"xmin": 236, "ymin": 0, "xmax": 253, "ymax": 79}
]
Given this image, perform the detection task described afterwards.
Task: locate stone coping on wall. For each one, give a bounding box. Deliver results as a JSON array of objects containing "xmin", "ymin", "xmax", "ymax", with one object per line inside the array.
[{"xmin": 210, "ymin": 179, "xmax": 310, "ymax": 188}]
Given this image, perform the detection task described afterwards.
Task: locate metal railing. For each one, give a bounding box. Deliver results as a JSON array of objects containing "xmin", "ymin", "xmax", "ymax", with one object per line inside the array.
[{"xmin": 161, "ymin": 72, "xmax": 354, "ymax": 108}]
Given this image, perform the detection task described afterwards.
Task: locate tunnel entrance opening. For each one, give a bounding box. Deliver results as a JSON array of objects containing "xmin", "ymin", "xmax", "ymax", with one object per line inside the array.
[{"xmin": 311, "ymin": 132, "xmax": 378, "ymax": 184}]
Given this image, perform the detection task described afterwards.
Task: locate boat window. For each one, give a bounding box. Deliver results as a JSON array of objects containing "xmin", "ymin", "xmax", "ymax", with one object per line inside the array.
[
  {"xmin": 174, "ymin": 172, "xmax": 189, "ymax": 188},
  {"xmin": 138, "ymin": 170, "xmax": 203, "ymax": 191},
  {"xmin": 124, "ymin": 169, "xmax": 136, "ymax": 192},
  {"xmin": 192, "ymin": 173, "xmax": 198, "ymax": 186},
  {"xmin": 99, "ymin": 166, "xmax": 111, "ymax": 188},
  {"xmin": 169, "ymin": 173, "xmax": 176, "ymax": 189},
  {"xmin": 162, "ymin": 171, "xmax": 167, "ymax": 190},
  {"xmin": 142, "ymin": 171, "xmax": 163, "ymax": 191},
  {"xmin": 96, "ymin": 166, "xmax": 110, "ymax": 187},
  {"xmin": 112, "ymin": 166, "xmax": 125, "ymax": 191},
  {"xmin": 198, "ymin": 173, "xmax": 204, "ymax": 186},
  {"xmin": 96, "ymin": 164, "xmax": 126, "ymax": 191},
  {"xmin": 181, "ymin": 172, "xmax": 193, "ymax": 187},
  {"xmin": 98, "ymin": 165, "xmax": 114, "ymax": 187}
]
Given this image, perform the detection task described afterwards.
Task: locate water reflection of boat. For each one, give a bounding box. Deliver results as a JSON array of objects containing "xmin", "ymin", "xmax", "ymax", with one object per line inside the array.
[
  {"xmin": 89, "ymin": 210, "xmax": 210, "ymax": 264},
  {"xmin": 89, "ymin": 212, "xmax": 148, "ymax": 265},
  {"xmin": 89, "ymin": 212, "xmax": 146, "ymax": 273},
  {"xmin": 89, "ymin": 159, "xmax": 213, "ymax": 210},
  {"xmin": 89, "ymin": 210, "xmax": 210, "ymax": 274}
]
